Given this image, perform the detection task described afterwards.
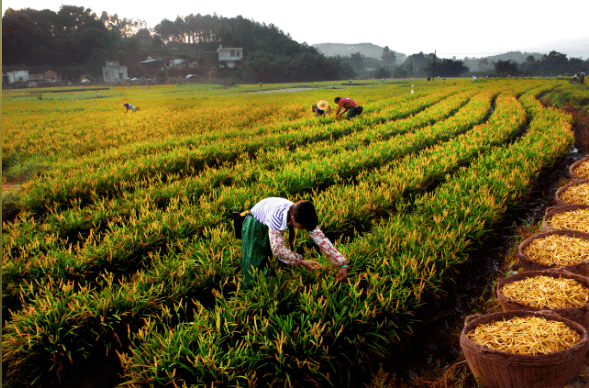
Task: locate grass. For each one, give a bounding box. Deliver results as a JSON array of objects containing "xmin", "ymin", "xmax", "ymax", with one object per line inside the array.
[{"xmin": 2, "ymin": 151, "xmax": 52, "ymax": 184}]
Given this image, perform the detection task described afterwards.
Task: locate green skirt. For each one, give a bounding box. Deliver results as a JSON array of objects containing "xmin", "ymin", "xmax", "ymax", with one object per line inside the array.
[{"xmin": 241, "ymin": 215, "xmax": 271, "ymax": 287}]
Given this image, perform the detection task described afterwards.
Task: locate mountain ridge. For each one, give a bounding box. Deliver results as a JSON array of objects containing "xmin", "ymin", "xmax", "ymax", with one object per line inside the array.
[
  {"xmin": 313, "ymin": 43, "xmax": 548, "ymax": 71},
  {"xmin": 312, "ymin": 42, "xmax": 407, "ymax": 62}
]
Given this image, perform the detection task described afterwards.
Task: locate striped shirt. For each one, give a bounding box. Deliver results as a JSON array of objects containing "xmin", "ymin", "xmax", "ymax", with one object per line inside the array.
[
  {"xmin": 250, "ymin": 197, "xmax": 292, "ymax": 231},
  {"xmin": 249, "ymin": 197, "xmax": 348, "ymax": 267}
]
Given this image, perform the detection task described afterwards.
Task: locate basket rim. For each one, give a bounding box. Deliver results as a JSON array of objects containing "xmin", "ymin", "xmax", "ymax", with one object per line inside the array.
[
  {"xmin": 569, "ymin": 155, "xmax": 589, "ymax": 180},
  {"xmin": 555, "ymin": 179, "xmax": 589, "ymax": 206},
  {"xmin": 461, "ymin": 310, "xmax": 589, "ymax": 360}
]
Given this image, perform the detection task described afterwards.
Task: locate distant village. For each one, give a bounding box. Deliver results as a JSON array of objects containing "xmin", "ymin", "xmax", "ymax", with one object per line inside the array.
[{"xmin": 2, "ymin": 45, "xmax": 243, "ymax": 88}]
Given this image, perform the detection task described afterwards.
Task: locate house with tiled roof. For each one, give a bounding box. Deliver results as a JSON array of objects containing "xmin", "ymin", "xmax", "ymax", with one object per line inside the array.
[{"xmin": 27, "ymin": 66, "xmax": 60, "ymax": 82}]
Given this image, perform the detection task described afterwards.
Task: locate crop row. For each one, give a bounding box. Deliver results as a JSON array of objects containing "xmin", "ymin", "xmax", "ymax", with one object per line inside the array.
[
  {"xmin": 117, "ymin": 88, "xmax": 573, "ymax": 387},
  {"xmin": 2, "ymin": 84, "xmax": 548, "ymax": 386},
  {"xmin": 3, "ymin": 84, "xmax": 537, "ymax": 328},
  {"xmin": 2, "ymin": 82, "xmax": 418, "ymax": 170},
  {"xmin": 16, "ymin": 88, "xmax": 457, "ymax": 216},
  {"xmin": 2, "ymin": 87, "xmax": 475, "ymax": 265},
  {"xmin": 2, "ymin": 88, "xmax": 490, "ymax": 304}
]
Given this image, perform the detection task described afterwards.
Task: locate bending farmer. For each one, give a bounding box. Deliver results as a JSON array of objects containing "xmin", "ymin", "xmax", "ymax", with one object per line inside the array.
[
  {"xmin": 334, "ymin": 97, "xmax": 363, "ymax": 120},
  {"xmin": 122, "ymin": 102, "xmax": 139, "ymax": 113},
  {"xmin": 241, "ymin": 197, "xmax": 349, "ymax": 287},
  {"xmin": 312, "ymin": 100, "xmax": 332, "ymax": 117}
]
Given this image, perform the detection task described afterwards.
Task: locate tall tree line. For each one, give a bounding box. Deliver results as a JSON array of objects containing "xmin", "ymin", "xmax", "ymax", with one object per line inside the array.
[
  {"xmin": 3, "ymin": 6, "xmax": 354, "ymax": 83},
  {"xmin": 154, "ymin": 14, "xmax": 354, "ymax": 82}
]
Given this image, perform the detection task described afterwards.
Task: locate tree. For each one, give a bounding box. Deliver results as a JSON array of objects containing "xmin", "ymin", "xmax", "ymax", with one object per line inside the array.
[
  {"xmin": 435, "ymin": 58, "xmax": 468, "ymax": 77},
  {"xmin": 477, "ymin": 58, "xmax": 490, "ymax": 71},
  {"xmin": 393, "ymin": 67, "xmax": 408, "ymax": 78},
  {"xmin": 155, "ymin": 18, "xmax": 179, "ymax": 42},
  {"xmin": 495, "ymin": 60, "xmax": 519, "ymax": 76},
  {"xmin": 56, "ymin": 5, "xmax": 103, "ymax": 33},
  {"xmin": 374, "ymin": 68, "xmax": 391, "ymax": 79},
  {"xmin": 135, "ymin": 28, "xmax": 152, "ymax": 46},
  {"xmin": 402, "ymin": 52, "xmax": 433, "ymax": 78},
  {"xmin": 350, "ymin": 52, "xmax": 364, "ymax": 71},
  {"xmin": 152, "ymin": 35, "xmax": 164, "ymax": 48},
  {"xmin": 381, "ymin": 46, "xmax": 395, "ymax": 69}
]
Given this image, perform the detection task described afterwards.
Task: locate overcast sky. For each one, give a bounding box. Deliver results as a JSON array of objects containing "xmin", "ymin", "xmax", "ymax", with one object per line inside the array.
[{"xmin": 4, "ymin": 0, "xmax": 589, "ymax": 60}]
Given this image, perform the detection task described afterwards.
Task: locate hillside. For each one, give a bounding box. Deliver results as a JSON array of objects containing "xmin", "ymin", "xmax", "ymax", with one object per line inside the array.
[
  {"xmin": 313, "ymin": 42, "xmax": 407, "ymax": 62},
  {"xmin": 312, "ymin": 44, "xmax": 547, "ymax": 72},
  {"xmin": 461, "ymin": 51, "xmax": 544, "ymax": 72}
]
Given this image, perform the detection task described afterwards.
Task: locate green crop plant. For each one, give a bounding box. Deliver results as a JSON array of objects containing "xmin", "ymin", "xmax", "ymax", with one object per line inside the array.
[{"xmin": 2, "ymin": 78, "xmax": 580, "ymax": 387}]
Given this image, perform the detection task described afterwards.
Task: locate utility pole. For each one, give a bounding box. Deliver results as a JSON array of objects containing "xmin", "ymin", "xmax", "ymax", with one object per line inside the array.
[{"xmin": 432, "ymin": 50, "xmax": 436, "ymax": 81}]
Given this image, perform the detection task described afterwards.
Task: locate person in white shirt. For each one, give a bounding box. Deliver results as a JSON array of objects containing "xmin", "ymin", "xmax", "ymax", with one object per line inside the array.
[{"xmin": 241, "ymin": 197, "xmax": 349, "ymax": 287}]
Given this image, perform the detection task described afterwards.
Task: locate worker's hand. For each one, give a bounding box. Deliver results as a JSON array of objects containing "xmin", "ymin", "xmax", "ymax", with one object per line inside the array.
[
  {"xmin": 301, "ymin": 260, "xmax": 320, "ymax": 272},
  {"xmin": 336, "ymin": 267, "xmax": 348, "ymax": 282}
]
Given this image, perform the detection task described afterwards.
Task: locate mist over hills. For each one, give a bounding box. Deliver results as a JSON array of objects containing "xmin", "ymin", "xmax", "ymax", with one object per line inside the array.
[
  {"xmin": 313, "ymin": 43, "xmax": 407, "ymax": 62},
  {"xmin": 313, "ymin": 43, "xmax": 548, "ymax": 71},
  {"xmin": 460, "ymin": 51, "xmax": 544, "ymax": 72}
]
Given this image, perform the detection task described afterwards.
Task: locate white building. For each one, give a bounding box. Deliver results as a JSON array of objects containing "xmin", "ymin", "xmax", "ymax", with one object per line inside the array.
[
  {"xmin": 102, "ymin": 60, "xmax": 129, "ymax": 83},
  {"xmin": 167, "ymin": 59, "xmax": 187, "ymax": 69},
  {"xmin": 4, "ymin": 66, "xmax": 29, "ymax": 83},
  {"xmin": 217, "ymin": 45, "xmax": 243, "ymax": 68}
]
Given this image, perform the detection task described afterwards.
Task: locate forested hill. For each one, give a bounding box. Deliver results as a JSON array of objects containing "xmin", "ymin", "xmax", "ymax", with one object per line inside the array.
[
  {"xmin": 313, "ymin": 42, "xmax": 407, "ymax": 62},
  {"xmin": 2, "ymin": 6, "xmax": 354, "ymax": 83},
  {"xmin": 461, "ymin": 51, "xmax": 544, "ymax": 72}
]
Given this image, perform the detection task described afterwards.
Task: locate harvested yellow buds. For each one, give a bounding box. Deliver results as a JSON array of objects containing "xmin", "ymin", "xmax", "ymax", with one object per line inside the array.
[
  {"xmin": 501, "ymin": 275, "xmax": 589, "ymax": 309},
  {"xmin": 546, "ymin": 208, "xmax": 589, "ymax": 233},
  {"xmin": 560, "ymin": 182, "xmax": 589, "ymax": 205},
  {"xmin": 524, "ymin": 234, "xmax": 589, "ymax": 266},
  {"xmin": 467, "ymin": 316, "xmax": 581, "ymax": 355}
]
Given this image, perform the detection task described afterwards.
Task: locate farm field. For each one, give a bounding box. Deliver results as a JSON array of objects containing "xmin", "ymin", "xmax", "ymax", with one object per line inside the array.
[{"xmin": 1, "ymin": 78, "xmax": 581, "ymax": 387}]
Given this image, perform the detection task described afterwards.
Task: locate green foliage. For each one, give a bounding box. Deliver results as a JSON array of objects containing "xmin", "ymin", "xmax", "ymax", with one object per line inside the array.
[
  {"xmin": 494, "ymin": 59, "xmax": 519, "ymax": 76},
  {"xmin": 2, "ymin": 151, "xmax": 51, "ymax": 184},
  {"xmin": 1, "ymin": 79, "xmax": 581, "ymax": 387}
]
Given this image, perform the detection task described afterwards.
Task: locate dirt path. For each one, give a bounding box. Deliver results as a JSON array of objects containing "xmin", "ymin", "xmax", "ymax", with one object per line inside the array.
[{"xmin": 253, "ymin": 87, "xmax": 318, "ymax": 94}]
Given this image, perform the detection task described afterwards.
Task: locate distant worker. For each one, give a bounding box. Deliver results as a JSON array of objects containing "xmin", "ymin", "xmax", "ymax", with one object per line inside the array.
[
  {"xmin": 580, "ymin": 70, "xmax": 586, "ymax": 85},
  {"xmin": 334, "ymin": 97, "xmax": 363, "ymax": 120},
  {"xmin": 96, "ymin": 91, "xmax": 101, "ymax": 98},
  {"xmin": 122, "ymin": 102, "xmax": 139, "ymax": 113},
  {"xmin": 312, "ymin": 100, "xmax": 332, "ymax": 117}
]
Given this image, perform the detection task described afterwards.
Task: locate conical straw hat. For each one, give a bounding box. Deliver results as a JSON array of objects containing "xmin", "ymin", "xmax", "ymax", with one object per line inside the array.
[{"xmin": 317, "ymin": 100, "xmax": 330, "ymax": 110}]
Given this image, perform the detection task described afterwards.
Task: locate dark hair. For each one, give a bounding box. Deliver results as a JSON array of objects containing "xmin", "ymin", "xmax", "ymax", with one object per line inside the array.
[
  {"xmin": 291, "ymin": 200, "xmax": 318, "ymax": 231},
  {"xmin": 334, "ymin": 97, "xmax": 341, "ymax": 103}
]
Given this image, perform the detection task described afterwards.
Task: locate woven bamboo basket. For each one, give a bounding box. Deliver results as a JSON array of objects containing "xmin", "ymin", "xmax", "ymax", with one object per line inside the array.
[
  {"xmin": 517, "ymin": 230, "xmax": 589, "ymax": 276},
  {"xmin": 460, "ymin": 310, "xmax": 589, "ymax": 388},
  {"xmin": 542, "ymin": 204, "xmax": 589, "ymax": 233},
  {"xmin": 497, "ymin": 269, "xmax": 589, "ymax": 329},
  {"xmin": 569, "ymin": 155, "xmax": 589, "ymax": 181},
  {"xmin": 555, "ymin": 179, "xmax": 589, "ymax": 206}
]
